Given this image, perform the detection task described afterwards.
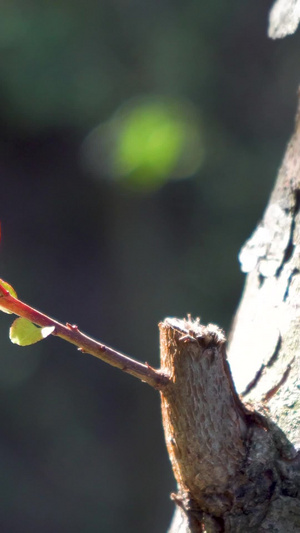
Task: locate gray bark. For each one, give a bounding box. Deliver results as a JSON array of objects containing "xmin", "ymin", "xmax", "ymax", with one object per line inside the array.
[
  {"xmin": 269, "ymin": 0, "xmax": 300, "ymax": 39},
  {"xmin": 164, "ymin": 95, "xmax": 300, "ymax": 532}
]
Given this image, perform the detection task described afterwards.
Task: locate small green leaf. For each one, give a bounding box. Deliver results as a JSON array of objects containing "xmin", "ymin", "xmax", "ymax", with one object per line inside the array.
[
  {"xmin": 10, "ymin": 317, "xmax": 55, "ymax": 346},
  {"xmin": 0, "ymin": 279, "xmax": 18, "ymax": 314}
]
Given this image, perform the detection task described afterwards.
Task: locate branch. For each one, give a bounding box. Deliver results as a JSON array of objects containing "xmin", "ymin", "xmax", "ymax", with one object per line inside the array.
[{"xmin": 0, "ymin": 282, "xmax": 169, "ymax": 389}]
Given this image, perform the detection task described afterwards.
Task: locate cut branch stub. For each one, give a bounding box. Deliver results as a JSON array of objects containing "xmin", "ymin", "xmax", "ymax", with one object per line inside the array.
[
  {"xmin": 160, "ymin": 318, "xmax": 300, "ymax": 532},
  {"xmin": 159, "ymin": 317, "xmax": 247, "ymax": 518}
]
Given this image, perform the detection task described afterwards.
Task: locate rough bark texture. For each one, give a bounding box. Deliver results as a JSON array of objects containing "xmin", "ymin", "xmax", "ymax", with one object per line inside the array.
[
  {"xmin": 163, "ymin": 96, "xmax": 300, "ymax": 532},
  {"xmin": 229, "ymin": 93, "xmax": 300, "ymax": 445},
  {"xmin": 160, "ymin": 320, "xmax": 247, "ymax": 514}
]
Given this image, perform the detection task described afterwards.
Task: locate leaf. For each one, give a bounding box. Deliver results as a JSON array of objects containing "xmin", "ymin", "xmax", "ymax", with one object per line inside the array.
[
  {"xmin": 10, "ymin": 317, "xmax": 55, "ymax": 346},
  {"xmin": 0, "ymin": 279, "xmax": 18, "ymax": 314}
]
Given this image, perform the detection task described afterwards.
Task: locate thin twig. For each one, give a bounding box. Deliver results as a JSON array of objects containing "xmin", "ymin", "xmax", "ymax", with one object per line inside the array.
[{"xmin": 0, "ymin": 282, "xmax": 169, "ymax": 389}]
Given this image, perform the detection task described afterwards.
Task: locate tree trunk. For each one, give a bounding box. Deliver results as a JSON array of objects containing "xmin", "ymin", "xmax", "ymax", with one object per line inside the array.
[{"xmin": 163, "ymin": 93, "xmax": 300, "ymax": 532}]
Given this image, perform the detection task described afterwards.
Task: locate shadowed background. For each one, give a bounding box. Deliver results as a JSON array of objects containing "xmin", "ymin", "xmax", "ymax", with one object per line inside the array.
[{"xmin": 0, "ymin": 1, "xmax": 299, "ymax": 531}]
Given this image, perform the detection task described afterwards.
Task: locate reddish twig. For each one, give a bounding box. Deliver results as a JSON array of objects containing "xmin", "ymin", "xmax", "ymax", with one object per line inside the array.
[{"xmin": 0, "ymin": 282, "xmax": 169, "ymax": 389}]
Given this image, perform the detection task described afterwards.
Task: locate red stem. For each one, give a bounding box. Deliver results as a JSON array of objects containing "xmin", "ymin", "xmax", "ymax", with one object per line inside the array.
[{"xmin": 0, "ymin": 283, "xmax": 168, "ymax": 389}]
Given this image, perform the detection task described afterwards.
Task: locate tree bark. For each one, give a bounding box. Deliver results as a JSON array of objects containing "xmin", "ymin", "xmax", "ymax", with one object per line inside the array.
[{"xmin": 163, "ymin": 93, "xmax": 300, "ymax": 532}]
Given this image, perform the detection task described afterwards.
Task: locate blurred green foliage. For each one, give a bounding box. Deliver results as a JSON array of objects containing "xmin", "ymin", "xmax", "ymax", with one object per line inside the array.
[{"xmin": 84, "ymin": 96, "xmax": 204, "ymax": 190}]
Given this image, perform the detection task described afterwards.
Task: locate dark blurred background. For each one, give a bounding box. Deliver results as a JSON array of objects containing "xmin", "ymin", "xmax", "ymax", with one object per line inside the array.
[{"xmin": 0, "ymin": 1, "xmax": 299, "ymax": 532}]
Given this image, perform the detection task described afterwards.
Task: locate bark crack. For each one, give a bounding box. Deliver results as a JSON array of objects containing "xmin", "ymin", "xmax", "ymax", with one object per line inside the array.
[
  {"xmin": 276, "ymin": 189, "xmax": 300, "ymax": 277},
  {"xmin": 241, "ymin": 335, "xmax": 282, "ymax": 397},
  {"xmin": 283, "ymin": 267, "xmax": 300, "ymax": 301},
  {"xmin": 266, "ymin": 334, "xmax": 282, "ymax": 367},
  {"xmin": 262, "ymin": 359, "xmax": 294, "ymax": 402}
]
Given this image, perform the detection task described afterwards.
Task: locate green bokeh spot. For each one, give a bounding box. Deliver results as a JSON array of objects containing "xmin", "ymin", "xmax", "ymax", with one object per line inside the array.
[
  {"xmin": 108, "ymin": 97, "xmax": 204, "ymax": 190},
  {"xmin": 114, "ymin": 103, "xmax": 184, "ymax": 185}
]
